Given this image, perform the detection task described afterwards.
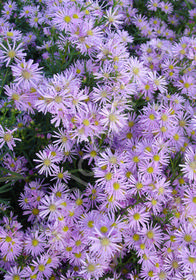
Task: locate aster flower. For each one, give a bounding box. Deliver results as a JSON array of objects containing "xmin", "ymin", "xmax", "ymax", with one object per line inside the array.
[
  {"xmin": 80, "ymin": 253, "xmax": 108, "ymax": 280},
  {"xmin": 89, "ymin": 226, "xmax": 122, "ymax": 259},
  {"xmin": 180, "ymin": 146, "xmax": 196, "ymax": 181},
  {"xmin": 11, "ymin": 59, "xmax": 43, "ymax": 88},
  {"xmin": 39, "ymin": 194, "xmax": 63, "ymax": 221},
  {"xmin": 0, "ymin": 125, "xmax": 21, "ymax": 151},
  {"xmin": 100, "ymin": 106, "xmax": 127, "ymax": 133},
  {"xmin": 0, "ymin": 40, "xmax": 26, "ymax": 67},
  {"xmin": 34, "ymin": 150, "xmax": 58, "ymax": 177},
  {"xmin": 4, "ymin": 266, "xmax": 24, "ymax": 280},
  {"xmin": 104, "ymin": 7, "xmax": 123, "ymax": 30},
  {"xmin": 24, "ymin": 230, "xmax": 46, "ymax": 257},
  {"xmin": 128, "ymin": 204, "xmax": 150, "ymax": 230}
]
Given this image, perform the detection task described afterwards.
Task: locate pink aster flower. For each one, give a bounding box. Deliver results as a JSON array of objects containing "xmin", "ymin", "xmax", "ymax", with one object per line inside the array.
[
  {"xmin": 180, "ymin": 146, "xmax": 196, "ymax": 181},
  {"xmin": 11, "ymin": 59, "xmax": 43, "ymax": 88},
  {"xmin": 0, "ymin": 40, "xmax": 26, "ymax": 67},
  {"xmin": 0, "ymin": 125, "xmax": 21, "ymax": 150},
  {"xmin": 24, "ymin": 230, "xmax": 46, "ymax": 257},
  {"xmin": 4, "ymin": 266, "xmax": 24, "ymax": 280},
  {"xmin": 128, "ymin": 204, "xmax": 150, "ymax": 230},
  {"xmin": 34, "ymin": 150, "xmax": 58, "ymax": 177},
  {"xmin": 39, "ymin": 194, "xmax": 63, "ymax": 221},
  {"xmin": 100, "ymin": 105, "xmax": 127, "ymax": 133},
  {"xmin": 89, "ymin": 226, "xmax": 122, "ymax": 259}
]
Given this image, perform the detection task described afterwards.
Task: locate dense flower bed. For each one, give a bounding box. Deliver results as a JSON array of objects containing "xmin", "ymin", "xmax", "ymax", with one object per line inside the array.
[{"xmin": 0, "ymin": 0, "xmax": 196, "ymax": 279}]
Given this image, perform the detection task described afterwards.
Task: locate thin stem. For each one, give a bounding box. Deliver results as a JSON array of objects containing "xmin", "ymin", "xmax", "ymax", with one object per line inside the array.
[{"xmin": 0, "ymin": 68, "xmax": 9, "ymax": 96}]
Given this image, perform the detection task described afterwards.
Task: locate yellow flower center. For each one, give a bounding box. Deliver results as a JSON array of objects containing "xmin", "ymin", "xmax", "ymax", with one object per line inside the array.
[
  {"xmin": 3, "ymin": 133, "xmax": 12, "ymax": 142},
  {"xmin": 8, "ymin": 50, "xmax": 16, "ymax": 58},
  {"xmin": 43, "ymin": 159, "xmax": 51, "ymax": 166},
  {"xmin": 64, "ymin": 16, "xmax": 71, "ymax": 23},
  {"xmin": 87, "ymin": 264, "xmax": 96, "ymax": 272},
  {"xmin": 22, "ymin": 70, "xmax": 32, "ymax": 80},
  {"xmin": 32, "ymin": 239, "xmax": 39, "ymax": 246},
  {"xmin": 101, "ymin": 237, "xmax": 110, "ymax": 246},
  {"xmin": 133, "ymin": 213, "xmax": 140, "ymax": 220}
]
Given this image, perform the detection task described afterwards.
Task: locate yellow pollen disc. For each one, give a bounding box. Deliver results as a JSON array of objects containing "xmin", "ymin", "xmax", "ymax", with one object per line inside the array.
[
  {"xmin": 132, "ymin": 67, "xmax": 139, "ymax": 75},
  {"xmin": 151, "ymin": 199, "xmax": 157, "ymax": 205},
  {"xmin": 153, "ymin": 155, "xmax": 160, "ymax": 161},
  {"xmin": 184, "ymin": 234, "xmax": 192, "ymax": 242},
  {"xmin": 62, "ymin": 226, "xmax": 69, "ymax": 232},
  {"xmin": 109, "ymin": 114, "xmax": 117, "ymax": 122},
  {"xmin": 147, "ymin": 167, "xmax": 154, "ymax": 173},
  {"xmin": 51, "ymin": 151, "xmax": 56, "ymax": 156},
  {"xmin": 8, "ymin": 50, "xmax": 16, "ymax": 58},
  {"xmin": 184, "ymin": 83, "xmax": 190, "ymax": 88},
  {"xmin": 148, "ymin": 271, "xmax": 153, "ymax": 277},
  {"xmin": 5, "ymin": 236, "xmax": 12, "ymax": 242},
  {"xmin": 7, "ymin": 32, "xmax": 14, "ymax": 37},
  {"xmin": 54, "ymin": 96, "xmax": 62, "ymax": 103},
  {"xmin": 189, "ymin": 161, "xmax": 196, "ymax": 171},
  {"xmin": 105, "ymin": 172, "xmax": 112, "ymax": 181},
  {"xmin": 172, "ymin": 261, "xmax": 178, "ymax": 268},
  {"xmin": 145, "ymin": 84, "xmax": 150, "ymax": 90},
  {"xmin": 179, "ymin": 120, "xmax": 186, "ymax": 127},
  {"xmin": 158, "ymin": 272, "xmax": 166, "ymax": 279},
  {"xmin": 64, "ymin": 16, "xmax": 71, "ymax": 23},
  {"xmin": 109, "ymin": 156, "xmax": 117, "ymax": 164},
  {"xmin": 140, "ymin": 243, "xmax": 145, "ymax": 250},
  {"xmin": 38, "ymin": 264, "xmax": 45, "ymax": 272},
  {"xmin": 74, "ymin": 252, "xmax": 82, "ymax": 258},
  {"xmin": 66, "ymin": 246, "xmax": 72, "ymax": 251},
  {"xmin": 161, "ymin": 114, "xmax": 168, "ymax": 121},
  {"xmin": 87, "ymin": 30, "xmax": 93, "ymax": 36},
  {"xmin": 133, "ymin": 156, "xmax": 139, "ymax": 163},
  {"xmin": 101, "ymin": 237, "xmax": 110, "ymax": 246},
  {"xmin": 13, "ymin": 276, "xmax": 20, "ymax": 280},
  {"xmin": 3, "ymin": 133, "xmax": 12, "ymax": 142},
  {"xmin": 57, "ymin": 173, "xmax": 64, "ymax": 179},
  {"xmin": 83, "ymin": 119, "xmax": 90, "ymax": 126},
  {"xmin": 161, "ymin": 126, "xmax": 167, "ymax": 132},
  {"xmin": 12, "ymin": 93, "xmax": 20, "ymax": 100},
  {"xmin": 22, "ymin": 70, "xmax": 32, "ymax": 80},
  {"xmin": 154, "ymin": 79, "xmax": 160, "ymax": 86},
  {"xmin": 32, "ymin": 208, "xmax": 39, "ymax": 215},
  {"xmin": 173, "ymin": 134, "xmax": 179, "ymax": 141},
  {"xmin": 49, "ymin": 204, "xmax": 56, "ymax": 211},
  {"xmin": 136, "ymin": 182, "xmax": 143, "ymax": 190},
  {"xmin": 90, "ymin": 150, "xmax": 97, "ymax": 157},
  {"xmin": 149, "ymin": 114, "xmax": 155, "ymax": 120},
  {"xmin": 76, "ymin": 198, "xmax": 83, "ymax": 205},
  {"xmin": 192, "ymin": 197, "xmax": 196, "ymax": 203},
  {"xmin": 32, "ymin": 239, "xmax": 39, "ymax": 246},
  {"xmin": 189, "ymin": 256, "xmax": 196, "ymax": 263},
  {"xmin": 61, "ymin": 136, "xmax": 67, "ymax": 142},
  {"xmin": 87, "ymin": 221, "xmax": 94, "ymax": 228},
  {"xmin": 73, "ymin": 14, "xmax": 79, "ymax": 19},
  {"xmin": 87, "ymin": 264, "xmax": 95, "ymax": 272},
  {"xmin": 101, "ymin": 164, "xmax": 107, "ymax": 170},
  {"xmin": 133, "ymin": 213, "xmax": 140, "ymax": 220},
  {"xmin": 100, "ymin": 226, "xmax": 108, "ymax": 233},
  {"xmin": 113, "ymin": 182, "xmax": 120, "ymax": 190},
  {"xmin": 75, "ymin": 240, "xmax": 81, "ymax": 246},
  {"xmin": 43, "ymin": 159, "xmax": 51, "ymax": 166},
  {"xmin": 147, "ymin": 230, "xmax": 154, "ymax": 239},
  {"xmin": 133, "ymin": 234, "xmax": 140, "ymax": 241}
]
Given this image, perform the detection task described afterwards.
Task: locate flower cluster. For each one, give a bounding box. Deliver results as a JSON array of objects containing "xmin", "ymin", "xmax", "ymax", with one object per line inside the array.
[{"xmin": 0, "ymin": 0, "xmax": 196, "ymax": 279}]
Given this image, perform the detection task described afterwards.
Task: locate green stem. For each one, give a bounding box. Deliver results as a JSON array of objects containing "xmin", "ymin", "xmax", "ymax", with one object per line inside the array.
[
  {"xmin": 0, "ymin": 267, "xmax": 7, "ymax": 273},
  {"xmin": 0, "ymin": 69, "xmax": 9, "ymax": 96},
  {"xmin": 184, "ymin": 0, "xmax": 192, "ymax": 10}
]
